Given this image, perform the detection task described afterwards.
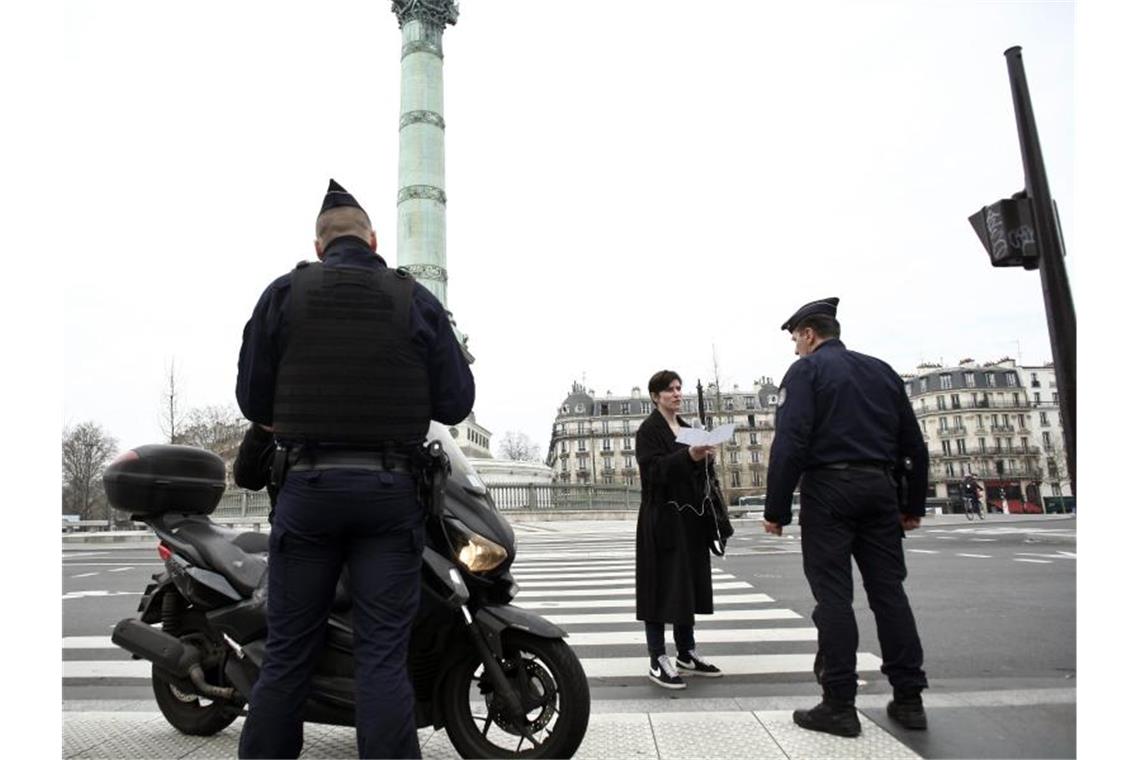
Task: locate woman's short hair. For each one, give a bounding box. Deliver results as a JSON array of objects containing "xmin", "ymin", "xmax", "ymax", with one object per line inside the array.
[{"xmin": 648, "ymin": 370, "xmax": 682, "ymax": 400}]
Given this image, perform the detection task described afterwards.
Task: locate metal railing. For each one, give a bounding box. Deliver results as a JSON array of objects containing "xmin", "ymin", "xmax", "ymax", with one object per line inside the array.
[
  {"xmin": 488, "ymin": 483, "xmax": 639, "ymax": 511},
  {"xmin": 64, "ymin": 483, "xmax": 646, "ymax": 533}
]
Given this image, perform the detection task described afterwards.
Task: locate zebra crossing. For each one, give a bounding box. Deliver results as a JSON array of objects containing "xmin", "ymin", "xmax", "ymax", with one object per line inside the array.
[
  {"xmin": 508, "ymin": 525, "xmax": 882, "ymax": 683},
  {"xmin": 60, "ymin": 524, "xmax": 881, "ymax": 688}
]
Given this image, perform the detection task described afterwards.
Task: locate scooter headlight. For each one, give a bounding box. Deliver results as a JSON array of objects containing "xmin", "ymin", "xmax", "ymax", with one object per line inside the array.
[{"xmin": 444, "ymin": 519, "xmax": 508, "ymax": 574}]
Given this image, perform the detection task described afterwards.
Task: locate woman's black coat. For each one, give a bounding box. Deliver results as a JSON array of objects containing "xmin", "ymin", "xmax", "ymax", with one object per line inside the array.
[{"xmin": 634, "ymin": 408, "xmax": 715, "ymax": 625}]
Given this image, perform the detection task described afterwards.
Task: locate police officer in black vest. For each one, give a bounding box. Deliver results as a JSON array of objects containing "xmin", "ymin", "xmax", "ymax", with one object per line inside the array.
[
  {"xmin": 764, "ymin": 298, "xmax": 929, "ymax": 738},
  {"xmin": 235, "ymin": 180, "xmax": 475, "ymax": 759}
]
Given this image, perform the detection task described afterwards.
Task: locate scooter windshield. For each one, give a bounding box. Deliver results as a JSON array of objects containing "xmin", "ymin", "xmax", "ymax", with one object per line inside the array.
[{"xmin": 426, "ymin": 421, "xmax": 488, "ymax": 495}]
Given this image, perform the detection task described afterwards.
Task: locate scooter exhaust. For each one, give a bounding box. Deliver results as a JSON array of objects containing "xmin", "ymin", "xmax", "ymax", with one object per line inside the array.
[{"xmin": 112, "ymin": 618, "xmax": 236, "ymax": 701}]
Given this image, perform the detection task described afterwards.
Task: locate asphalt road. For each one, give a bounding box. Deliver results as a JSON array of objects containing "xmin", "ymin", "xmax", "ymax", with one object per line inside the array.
[{"xmin": 62, "ymin": 515, "xmax": 1076, "ymax": 758}]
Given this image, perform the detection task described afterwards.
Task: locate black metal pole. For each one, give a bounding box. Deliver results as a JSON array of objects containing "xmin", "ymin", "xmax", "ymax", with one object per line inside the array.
[{"xmin": 1003, "ymin": 46, "xmax": 1076, "ymax": 496}]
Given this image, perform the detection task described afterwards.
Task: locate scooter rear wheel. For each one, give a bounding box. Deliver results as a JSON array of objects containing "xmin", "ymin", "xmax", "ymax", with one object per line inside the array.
[
  {"xmin": 442, "ymin": 632, "xmax": 590, "ymax": 758},
  {"xmin": 150, "ymin": 621, "xmax": 242, "ymax": 736}
]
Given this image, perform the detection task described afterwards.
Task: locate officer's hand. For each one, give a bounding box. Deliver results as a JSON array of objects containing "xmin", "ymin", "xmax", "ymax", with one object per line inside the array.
[
  {"xmin": 689, "ymin": 445, "xmax": 715, "ymax": 462},
  {"xmin": 763, "ymin": 520, "xmax": 783, "ymax": 536},
  {"xmin": 900, "ymin": 514, "xmax": 922, "ymax": 531}
]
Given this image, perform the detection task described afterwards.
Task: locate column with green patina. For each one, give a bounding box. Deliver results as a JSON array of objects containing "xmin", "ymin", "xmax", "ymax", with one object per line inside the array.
[{"xmin": 392, "ymin": 0, "xmax": 458, "ymax": 307}]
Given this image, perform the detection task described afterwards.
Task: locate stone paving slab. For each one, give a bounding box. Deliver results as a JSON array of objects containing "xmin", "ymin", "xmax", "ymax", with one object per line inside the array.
[{"xmin": 62, "ymin": 707, "xmax": 925, "ymax": 759}]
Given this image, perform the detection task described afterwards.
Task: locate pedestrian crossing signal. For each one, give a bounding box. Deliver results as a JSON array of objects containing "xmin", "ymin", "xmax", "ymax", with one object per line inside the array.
[{"xmin": 968, "ymin": 194, "xmax": 1040, "ymax": 270}]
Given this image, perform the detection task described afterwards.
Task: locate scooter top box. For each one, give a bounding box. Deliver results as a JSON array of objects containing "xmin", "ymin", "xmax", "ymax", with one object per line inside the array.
[{"xmin": 103, "ymin": 444, "xmax": 227, "ymax": 516}]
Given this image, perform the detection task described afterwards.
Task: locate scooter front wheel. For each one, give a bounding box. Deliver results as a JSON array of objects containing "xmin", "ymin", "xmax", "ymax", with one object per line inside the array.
[{"xmin": 442, "ymin": 632, "xmax": 590, "ymax": 759}]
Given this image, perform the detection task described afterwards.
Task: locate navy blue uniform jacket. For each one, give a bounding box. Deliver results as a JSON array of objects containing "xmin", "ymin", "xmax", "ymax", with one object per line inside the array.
[
  {"xmin": 236, "ymin": 237, "xmax": 475, "ymax": 429},
  {"xmin": 764, "ymin": 339, "xmax": 928, "ymax": 524}
]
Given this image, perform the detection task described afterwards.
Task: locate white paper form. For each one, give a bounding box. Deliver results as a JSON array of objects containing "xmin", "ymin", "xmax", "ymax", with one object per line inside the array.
[{"xmin": 675, "ymin": 423, "xmax": 736, "ymax": 447}]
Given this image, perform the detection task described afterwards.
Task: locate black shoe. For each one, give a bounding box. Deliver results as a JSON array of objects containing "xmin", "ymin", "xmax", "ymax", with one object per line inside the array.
[
  {"xmin": 648, "ymin": 655, "xmax": 686, "ymax": 690},
  {"xmin": 676, "ymin": 650, "xmax": 723, "ymax": 678},
  {"xmin": 887, "ymin": 689, "xmax": 927, "ymax": 730},
  {"xmin": 792, "ymin": 699, "xmax": 861, "ymax": 737}
]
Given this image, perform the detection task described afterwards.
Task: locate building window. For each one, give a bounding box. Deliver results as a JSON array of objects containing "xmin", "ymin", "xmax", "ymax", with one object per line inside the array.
[
  {"xmin": 1011, "ymin": 392, "xmax": 1019, "ymax": 405},
  {"xmin": 939, "ymin": 417, "xmax": 948, "ymax": 431},
  {"xmin": 978, "ymin": 438, "xmax": 986, "ymax": 454},
  {"xmin": 620, "ymin": 402, "xmax": 629, "ymax": 415},
  {"xmin": 751, "ymin": 450, "xmax": 760, "ymax": 463},
  {"xmin": 939, "ymin": 374, "xmax": 952, "ymax": 390},
  {"xmin": 623, "ymin": 437, "xmax": 633, "ymax": 450},
  {"xmin": 724, "ymin": 397, "xmax": 735, "ymax": 410},
  {"xmin": 752, "ymin": 471, "xmax": 761, "ymax": 487},
  {"xmin": 951, "ymin": 394, "xmax": 961, "ymax": 409},
  {"xmin": 561, "ymin": 460, "xmax": 568, "ymax": 472},
  {"xmin": 1042, "ymin": 431, "xmax": 1052, "ymax": 449},
  {"xmin": 1051, "ymin": 482, "xmax": 1061, "ymax": 496},
  {"xmin": 986, "ymin": 373, "xmax": 996, "ymax": 387},
  {"xmin": 1052, "ymin": 392, "xmax": 1058, "ymax": 403},
  {"xmin": 1020, "ymin": 436, "xmax": 1029, "ymax": 452},
  {"xmin": 577, "ymin": 422, "xmax": 585, "ymax": 435},
  {"xmin": 729, "ymin": 451, "xmax": 739, "ymax": 464},
  {"xmin": 919, "ymin": 378, "xmax": 928, "ymax": 393},
  {"xmin": 1034, "ymin": 392, "xmax": 1041, "ymax": 404},
  {"xmin": 905, "ymin": 382, "xmax": 912, "ymax": 396},
  {"xmin": 937, "ymin": 396, "xmax": 947, "ymax": 410},
  {"xmin": 577, "ymin": 439, "xmax": 586, "ymax": 451},
  {"xmin": 964, "ymin": 372, "xmax": 976, "ymax": 388},
  {"xmin": 941, "ymin": 440, "xmax": 951, "ymax": 456},
  {"xmin": 731, "ymin": 471, "xmax": 741, "ymax": 488},
  {"xmin": 1006, "ymin": 371, "xmax": 1017, "ymax": 385},
  {"xmin": 954, "ymin": 415, "xmax": 963, "ymax": 430},
  {"xmin": 602, "ymin": 438, "xmax": 611, "ymax": 451},
  {"xmin": 750, "ymin": 432, "xmax": 758, "ymax": 444},
  {"xmin": 683, "ymin": 399, "xmax": 693, "ymax": 413},
  {"xmin": 956, "ymin": 439, "xmax": 967, "ymax": 455},
  {"xmin": 560, "ymin": 441, "xmax": 567, "ymax": 453},
  {"xmin": 745, "ymin": 396, "xmax": 756, "ymax": 409},
  {"xmin": 623, "ymin": 455, "xmax": 633, "ymax": 469}
]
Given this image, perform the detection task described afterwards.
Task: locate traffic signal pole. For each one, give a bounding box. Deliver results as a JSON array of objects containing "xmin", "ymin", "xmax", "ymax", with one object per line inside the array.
[{"xmin": 1004, "ymin": 46, "xmax": 1077, "ymax": 496}]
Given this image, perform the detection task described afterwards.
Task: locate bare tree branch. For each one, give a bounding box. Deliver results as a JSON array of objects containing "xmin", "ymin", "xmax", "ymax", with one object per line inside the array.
[
  {"xmin": 497, "ymin": 431, "xmax": 541, "ymax": 462},
  {"xmin": 158, "ymin": 359, "xmax": 188, "ymax": 444},
  {"xmin": 62, "ymin": 422, "xmax": 118, "ymax": 520}
]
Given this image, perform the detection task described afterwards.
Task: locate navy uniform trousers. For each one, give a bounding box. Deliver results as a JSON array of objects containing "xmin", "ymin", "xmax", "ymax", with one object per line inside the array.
[
  {"xmin": 238, "ymin": 468, "xmax": 425, "ymax": 759},
  {"xmin": 799, "ymin": 468, "xmax": 928, "ymax": 702}
]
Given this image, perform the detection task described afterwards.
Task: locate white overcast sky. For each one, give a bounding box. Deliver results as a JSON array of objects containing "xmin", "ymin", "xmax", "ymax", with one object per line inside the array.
[{"xmin": 57, "ymin": 0, "xmax": 1079, "ymax": 456}]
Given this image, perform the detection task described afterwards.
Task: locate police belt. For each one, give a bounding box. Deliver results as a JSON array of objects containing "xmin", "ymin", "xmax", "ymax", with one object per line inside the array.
[
  {"xmin": 812, "ymin": 461, "xmax": 893, "ymax": 474},
  {"xmin": 286, "ymin": 450, "xmax": 415, "ymax": 475}
]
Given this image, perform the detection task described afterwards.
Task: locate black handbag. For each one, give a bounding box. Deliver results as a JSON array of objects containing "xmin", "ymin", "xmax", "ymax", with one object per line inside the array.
[{"xmin": 701, "ymin": 463, "xmax": 735, "ymax": 556}]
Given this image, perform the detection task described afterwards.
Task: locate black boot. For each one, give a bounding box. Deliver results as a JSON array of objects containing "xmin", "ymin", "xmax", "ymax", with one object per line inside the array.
[
  {"xmin": 887, "ymin": 688, "xmax": 927, "ymax": 730},
  {"xmin": 793, "ymin": 698, "xmax": 861, "ymax": 737}
]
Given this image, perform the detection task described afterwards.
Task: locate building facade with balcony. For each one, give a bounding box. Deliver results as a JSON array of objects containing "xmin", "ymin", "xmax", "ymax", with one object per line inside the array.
[
  {"xmin": 545, "ymin": 378, "xmax": 780, "ymax": 505},
  {"xmin": 903, "ymin": 357, "xmax": 1072, "ymax": 510}
]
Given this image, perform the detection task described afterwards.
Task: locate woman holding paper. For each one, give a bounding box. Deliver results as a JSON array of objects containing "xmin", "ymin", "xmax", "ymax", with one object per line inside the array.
[{"xmin": 634, "ymin": 369, "xmax": 724, "ymax": 689}]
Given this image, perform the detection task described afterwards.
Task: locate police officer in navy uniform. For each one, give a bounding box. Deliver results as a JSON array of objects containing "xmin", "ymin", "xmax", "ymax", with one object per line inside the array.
[
  {"xmin": 235, "ymin": 179, "xmax": 475, "ymax": 759},
  {"xmin": 763, "ymin": 297, "xmax": 929, "ymax": 737}
]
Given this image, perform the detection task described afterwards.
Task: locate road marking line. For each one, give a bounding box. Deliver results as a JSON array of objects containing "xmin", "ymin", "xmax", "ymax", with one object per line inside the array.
[
  {"xmin": 520, "ymin": 574, "xmax": 736, "ymax": 589},
  {"xmin": 1014, "ymin": 559, "xmax": 1052, "ymax": 564},
  {"xmin": 906, "ymin": 549, "xmax": 939, "ymax": 554},
  {"xmin": 970, "ymin": 538, "xmax": 998, "ymax": 542},
  {"xmin": 70, "ymin": 573, "xmax": 99, "ymax": 579},
  {"xmin": 547, "ymin": 608, "xmax": 801, "ymax": 625},
  {"xmin": 108, "ymin": 568, "xmax": 133, "ymax": 573},
  {"xmin": 63, "ymin": 651, "xmax": 881, "ymax": 680},
  {"xmin": 1016, "ymin": 553, "xmax": 1070, "ymax": 559},
  {"xmin": 955, "ymin": 553, "xmax": 992, "ymax": 559},
  {"xmin": 568, "ymin": 627, "xmax": 818, "ymax": 646},
  {"xmin": 518, "ymin": 593, "xmax": 774, "ymax": 611},
  {"xmin": 515, "ymin": 581, "xmax": 751, "ymax": 598},
  {"xmin": 63, "ymin": 591, "xmax": 138, "ymax": 601}
]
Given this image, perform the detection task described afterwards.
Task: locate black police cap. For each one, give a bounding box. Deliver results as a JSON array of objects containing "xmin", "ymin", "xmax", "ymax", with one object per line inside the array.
[
  {"xmin": 319, "ymin": 178, "xmax": 367, "ymax": 215},
  {"xmin": 781, "ymin": 297, "xmax": 840, "ymax": 332}
]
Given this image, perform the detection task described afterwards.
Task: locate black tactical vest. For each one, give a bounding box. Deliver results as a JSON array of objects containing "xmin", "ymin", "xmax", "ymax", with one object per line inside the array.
[{"xmin": 272, "ymin": 262, "xmax": 432, "ymax": 447}]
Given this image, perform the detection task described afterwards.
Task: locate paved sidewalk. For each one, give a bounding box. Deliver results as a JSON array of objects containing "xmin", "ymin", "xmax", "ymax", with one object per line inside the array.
[{"xmin": 64, "ymin": 688, "xmax": 1074, "ymax": 759}]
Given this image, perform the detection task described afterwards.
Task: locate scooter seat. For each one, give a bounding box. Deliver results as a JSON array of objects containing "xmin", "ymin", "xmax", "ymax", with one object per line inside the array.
[{"xmin": 157, "ymin": 516, "xmax": 268, "ymax": 597}]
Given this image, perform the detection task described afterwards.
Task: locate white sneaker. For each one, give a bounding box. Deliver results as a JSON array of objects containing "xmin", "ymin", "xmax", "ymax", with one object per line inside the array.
[{"xmin": 649, "ymin": 654, "xmax": 686, "ymax": 689}]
